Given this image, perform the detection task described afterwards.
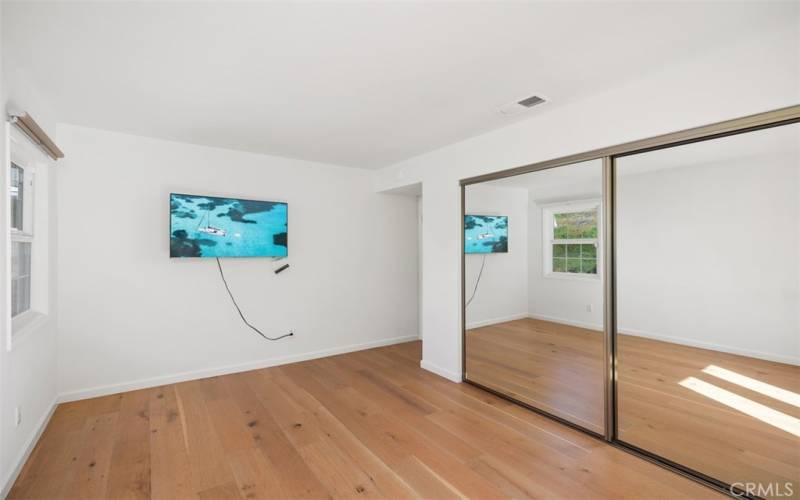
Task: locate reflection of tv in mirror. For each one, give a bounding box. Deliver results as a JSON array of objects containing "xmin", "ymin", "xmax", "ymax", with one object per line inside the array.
[
  {"xmin": 170, "ymin": 193, "xmax": 288, "ymax": 258},
  {"xmin": 464, "ymin": 215, "xmax": 508, "ymax": 254}
]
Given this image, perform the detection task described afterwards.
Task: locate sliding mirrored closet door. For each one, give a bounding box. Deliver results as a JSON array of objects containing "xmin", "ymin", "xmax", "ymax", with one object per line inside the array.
[
  {"xmin": 463, "ymin": 159, "xmax": 606, "ymax": 434},
  {"xmin": 615, "ymin": 122, "xmax": 800, "ymax": 495}
]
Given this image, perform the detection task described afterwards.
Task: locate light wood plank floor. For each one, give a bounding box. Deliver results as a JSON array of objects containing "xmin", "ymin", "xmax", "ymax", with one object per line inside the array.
[
  {"xmin": 9, "ymin": 341, "xmax": 720, "ymax": 499},
  {"xmin": 466, "ymin": 318, "xmax": 800, "ymax": 497}
]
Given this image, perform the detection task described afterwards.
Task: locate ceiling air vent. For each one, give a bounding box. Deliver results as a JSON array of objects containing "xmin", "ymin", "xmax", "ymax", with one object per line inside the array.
[
  {"xmin": 518, "ymin": 95, "xmax": 546, "ymax": 108},
  {"xmin": 499, "ymin": 95, "xmax": 547, "ymax": 115}
]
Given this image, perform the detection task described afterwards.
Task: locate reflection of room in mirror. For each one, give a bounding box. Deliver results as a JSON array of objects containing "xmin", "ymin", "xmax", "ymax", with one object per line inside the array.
[
  {"xmin": 616, "ymin": 122, "xmax": 799, "ymax": 494},
  {"xmin": 463, "ymin": 122, "xmax": 799, "ymax": 496},
  {"xmin": 464, "ymin": 159, "xmax": 606, "ymax": 434}
]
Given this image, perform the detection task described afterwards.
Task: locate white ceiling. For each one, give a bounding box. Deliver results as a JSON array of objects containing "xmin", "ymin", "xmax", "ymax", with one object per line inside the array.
[{"xmin": 3, "ymin": 2, "xmax": 796, "ymax": 169}]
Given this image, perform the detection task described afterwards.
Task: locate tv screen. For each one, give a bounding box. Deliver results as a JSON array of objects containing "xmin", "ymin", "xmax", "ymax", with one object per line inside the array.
[
  {"xmin": 170, "ymin": 193, "xmax": 288, "ymax": 258},
  {"xmin": 465, "ymin": 215, "xmax": 508, "ymax": 254}
]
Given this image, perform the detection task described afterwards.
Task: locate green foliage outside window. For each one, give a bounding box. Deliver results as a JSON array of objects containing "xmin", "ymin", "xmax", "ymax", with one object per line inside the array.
[{"xmin": 552, "ymin": 209, "xmax": 598, "ymax": 275}]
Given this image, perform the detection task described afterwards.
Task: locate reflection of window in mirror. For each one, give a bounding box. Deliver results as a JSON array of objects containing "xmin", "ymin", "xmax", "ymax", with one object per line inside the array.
[{"xmin": 542, "ymin": 200, "xmax": 600, "ymax": 279}]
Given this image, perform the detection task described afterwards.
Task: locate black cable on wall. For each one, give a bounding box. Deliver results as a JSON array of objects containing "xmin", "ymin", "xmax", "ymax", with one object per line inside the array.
[{"xmin": 215, "ymin": 257, "xmax": 293, "ymax": 341}]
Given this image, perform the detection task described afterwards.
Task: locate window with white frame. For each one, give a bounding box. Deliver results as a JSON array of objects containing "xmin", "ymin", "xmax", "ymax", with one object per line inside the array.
[
  {"xmin": 543, "ymin": 201, "xmax": 600, "ymax": 278},
  {"xmin": 10, "ymin": 161, "xmax": 35, "ymax": 317}
]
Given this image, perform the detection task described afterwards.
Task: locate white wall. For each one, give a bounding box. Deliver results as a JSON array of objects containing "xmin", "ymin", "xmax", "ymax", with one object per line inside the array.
[
  {"xmin": 616, "ymin": 144, "xmax": 799, "ymax": 365},
  {"xmin": 55, "ymin": 124, "xmax": 419, "ymax": 399},
  {"xmin": 516, "ymin": 159, "xmax": 605, "ymax": 330},
  {"xmin": 464, "ymin": 184, "xmax": 528, "ymax": 328},
  {"xmin": 0, "ymin": 34, "xmax": 62, "ymax": 495},
  {"xmin": 373, "ymin": 20, "xmax": 800, "ymax": 381}
]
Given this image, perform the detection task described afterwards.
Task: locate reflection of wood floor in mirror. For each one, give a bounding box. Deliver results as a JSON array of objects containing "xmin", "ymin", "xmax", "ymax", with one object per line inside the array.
[{"xmin": 466, "ymin": 318, "xmax": 800, "ymax": 496}]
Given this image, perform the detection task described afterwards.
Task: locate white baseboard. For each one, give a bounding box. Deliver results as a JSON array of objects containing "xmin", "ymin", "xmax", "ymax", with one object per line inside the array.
[
  {"xmin": 527, "ymin": 313, "xmax": 603, "ymax": 331},
  {"xmin": 528, "ymin": 312, "xmax": 799, "ymax": 366},
  {"xmin": 420, "ymin": 359, "xmax": 462, "ymax": 383},
  {"xmin": 59, "ymin": 334, "xmax": 420, "ymax": 403},
  {"xmin": 621, "ymin": 327, "xmax": 800, "ymax": 366},
  {"xmin": 466, "ymin": 312, "xmax": 529, "ymax": 330},
  {"xmin": 1, "ymin": 396, "xmax": 58, "ymax": 497}
]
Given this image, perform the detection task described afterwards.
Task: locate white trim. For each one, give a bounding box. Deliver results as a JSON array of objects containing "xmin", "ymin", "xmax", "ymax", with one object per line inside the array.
[
  {"xmin": 527, "ymin": 313, "xmax": 799, "ymax": 366},
  {"xmin": 420, "ymin": 359, "xmax": 462, "ymax": 383},
  {"xmin": 4, "ymin": 123, "xmax": 13, "ymax": 351},
  {"xmin": 1, "ymin": 396, "xmax": 58, "ymax": 498},
  {"xmin": 527, "ymin": 313, "xmax": 603, "ymax": 331},
  {"xmin": 466, "ymin": 312, "xmax": 529, "ymax": 330},
  {"xmin": 621, "ymin": 327, "xmax": 800, "ymax": 367},
  {"xmin": 10, "ymin": 310, "xmax": 48, "ymax": 346},
  {"xmin": 58, "ymin": 334, "xmax": 419, "ymax": 403},
  {"xmin": 8, "ymin": 231, "xmax": 33, "ymax": 241},
  {"xmin": 537, "ymin": 197, "xmax": 602, "ymax": 209},
  {"xmin": 543, "ymin": 271, "xmax": 601, "ymax": 282}
]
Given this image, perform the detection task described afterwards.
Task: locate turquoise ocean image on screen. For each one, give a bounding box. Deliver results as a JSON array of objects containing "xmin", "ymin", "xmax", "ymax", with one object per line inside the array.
[
  {"xmin": 170, "ymin": 193, "xmax": 288, "ymax": 258},
  {"xmin": 464, "ymin": 215, "xmax": 508, "ymax": 254}
]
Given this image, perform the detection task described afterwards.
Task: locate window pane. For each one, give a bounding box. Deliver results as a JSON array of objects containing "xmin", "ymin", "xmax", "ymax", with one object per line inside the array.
[
  {"xmin": 566, "ymin": 258, "xmax": 581, "ymax": 273},
  {"xmin": 566, "ymin": 244, "xmax": 581, "ymax": 258},
  {"xmin": 581, "ymin": 243, "xmax": 597, "ymax": 258},
  {"xmin": 10, "ymin": 164, "xmax": 23, "ymax": 231},
  {"xmin": 553, "ymin": 210, "xmax": 597, "ymax": 239},
  {"xmin": 553, "ymin": 257, "xmax": 567, "ymax": 272},
  {"xmin": 11, "ymin": 242, "xmax": 32, "ymax": 317},
  {"xmin": 581, "ymin": 259, "xmax": 597, "ymax": 274},
  {"xmin": 553, "ymin": 244, "xmax": 566, "ymax": 257},
  {"xmin": 12, "ymin": 277, "xmax": 31, "ymax": 317},
  {"xmin": 11, "ymin": 241, "xmax": 31, "ymax": 279}
]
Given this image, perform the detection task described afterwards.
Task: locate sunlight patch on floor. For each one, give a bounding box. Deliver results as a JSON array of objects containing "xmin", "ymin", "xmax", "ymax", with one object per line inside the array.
[
  {"xmin": 679, "ymin": 377, "xmax": 800, "ymax": 438},
  {"xmin": 702, "ymin": 365, "xmax": 800, "ymax": 408}
]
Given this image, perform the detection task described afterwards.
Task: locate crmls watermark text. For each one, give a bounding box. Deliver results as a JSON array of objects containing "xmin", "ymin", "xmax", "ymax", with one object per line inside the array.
[{"xmin": 730, "ymin": 482, "xmax": 795, "ymax": 498}]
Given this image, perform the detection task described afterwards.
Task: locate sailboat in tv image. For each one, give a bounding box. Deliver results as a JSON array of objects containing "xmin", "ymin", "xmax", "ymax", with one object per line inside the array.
[
  {"xmin": 195, "ymin": 208, "xmax": 227, "ymax": 237},
  {"xmin": 170, "ymin": 193, "xmax": 288, "ymax": 258}
]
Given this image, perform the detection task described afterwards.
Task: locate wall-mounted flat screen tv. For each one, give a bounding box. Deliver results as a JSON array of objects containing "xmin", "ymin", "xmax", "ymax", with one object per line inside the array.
[
  {"xmin": 465, "ymin": 215, "xmax": 508, "ymax": 254},
  {"xmin": 170, "ymin": 193, "xmax": 288, "ymax": 258}
]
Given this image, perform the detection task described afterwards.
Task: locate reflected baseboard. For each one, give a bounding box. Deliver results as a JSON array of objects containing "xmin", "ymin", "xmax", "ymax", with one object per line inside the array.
[
  {"xmin": 466, "ymin": 313, "xmax": 530, "ymax": 330},
  {"xmin": 526, "ymin": 312, "xmax": 799, "ymax": 366},
  {"xmin": 527, "ymin": 313, "xmax": 603, "ymax": 331},
  {"xmin": 620, "ymin": 326, "xmax": 800, "ymax": 366}
]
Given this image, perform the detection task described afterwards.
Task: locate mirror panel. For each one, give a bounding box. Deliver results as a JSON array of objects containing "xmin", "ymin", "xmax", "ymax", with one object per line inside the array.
[
  {"xmin": 464, "ymin": 159, "xmax": 605, "ymax": 434},
  {"xmin": 616, "ymin": 122, "xmax": 800, "ymax": 494}
]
